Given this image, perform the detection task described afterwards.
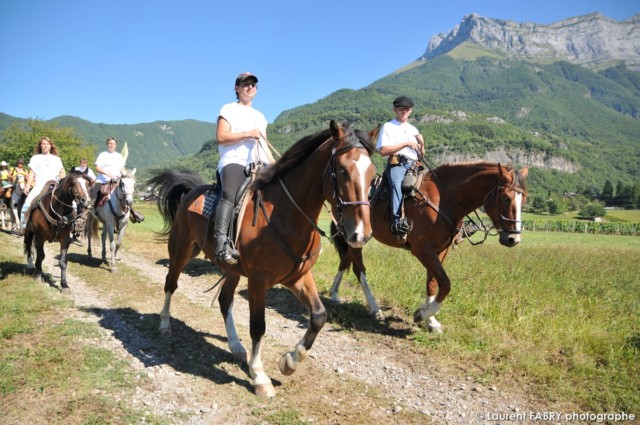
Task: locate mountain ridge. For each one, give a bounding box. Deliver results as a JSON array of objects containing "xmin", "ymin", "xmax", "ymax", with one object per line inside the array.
[{"xmin": 422, "ymin": 13, "xmax": 640, "ymax": 70}]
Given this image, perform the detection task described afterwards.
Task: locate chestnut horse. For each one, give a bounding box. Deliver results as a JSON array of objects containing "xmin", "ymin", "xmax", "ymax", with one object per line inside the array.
[
  {"xmin": 330, "ymin": 162, "xmax": 528, "ymax": 332},
  {"xmin": 148, "ymin": 120, "xmax": 376, "ymax": 397},
  {"xmin": 24, "ymin": 172, "xmax": 93, "ymax": 291}
]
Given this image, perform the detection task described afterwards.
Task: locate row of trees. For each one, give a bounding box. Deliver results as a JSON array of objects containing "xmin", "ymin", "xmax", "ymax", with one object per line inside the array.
[
  {"xmin": 0, "ymin": 119, "xmax": 95, "ymax": 171},
  {"xmin": 528, "ymin": 179, "xmax": 640, "ymax": 218}
]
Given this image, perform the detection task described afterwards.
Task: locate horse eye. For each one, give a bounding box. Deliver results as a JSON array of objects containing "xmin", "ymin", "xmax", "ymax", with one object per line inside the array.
[{"xmin": 502, "ymin": 196, "xmax": 510, "ymax": 203}]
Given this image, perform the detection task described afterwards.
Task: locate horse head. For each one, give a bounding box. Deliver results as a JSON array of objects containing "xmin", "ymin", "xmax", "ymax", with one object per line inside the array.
[
  {"xmin": 482, "ymin": 164, "xmax": 528, "ymax": 247},
  {"xmin": 326, "ymin": 120, "xmax": 376, "ymax": 248},
  {"xmin": 66, "ymin": 171, "xmax": 93, "ymax": 210},
  {"xmin": 119, "ymin": 169, "xmax": 136, "ymax": 207}
]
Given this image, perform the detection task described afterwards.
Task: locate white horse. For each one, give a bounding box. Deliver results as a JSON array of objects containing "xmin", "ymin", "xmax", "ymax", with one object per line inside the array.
[
  {"xmin": 86, "ymin": 169, "xmax": 136, "ymax": 272},
  {"xmin": 10, "ymin": 179, "xmax": 26, "ymax": 231},
  {"xmin": 1, "ymin": 180, "xmax": 25, "ymax": 231},
  {"xmin": 0, "ymin": 186, "xmax": 11, "ymax": 229}
]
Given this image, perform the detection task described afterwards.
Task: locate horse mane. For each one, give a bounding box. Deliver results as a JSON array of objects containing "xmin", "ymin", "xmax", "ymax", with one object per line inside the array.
[
  {"xmin": 432, "ymin": 161, "xmax": 526, "ymax": 190},
  {"xmin": 251, "ymin": 123, "xmax": 373, "ymax": 191},
  {"xmin": 63, "ymin": 171, "xmax": 93, "ymax": 190},
  {"xmin": 120, "ymin": 169, "xmax": 137, "ymax": 181}
]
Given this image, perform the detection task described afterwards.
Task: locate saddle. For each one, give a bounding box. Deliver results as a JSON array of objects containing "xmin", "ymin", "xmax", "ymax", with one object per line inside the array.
[
  {"xmin": 371, "ymin": 163, "xmax": 427, "ymax": 203},
  {"xmin": 187, "ymin": 172, "xmax": 254, "ymax": 242},
  {"xmin": 96, "ymin": 180, "xmax": 119, "ymax": 207}
]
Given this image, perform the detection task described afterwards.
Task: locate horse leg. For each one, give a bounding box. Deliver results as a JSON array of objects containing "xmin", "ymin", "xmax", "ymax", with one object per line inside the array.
[
  {"xmin": 279, "ymin": 271, "xmax": 327, "ymax": 377},
  {"xmin": 329, "ymin": 248, "xmax": 352, "ymax": 303},
  {"xmin": 159, "ymin": 231, "xmax": 200, "ymax": 336},
  {"xmin": 86, "ymin": 214, "xmax": 94, "ymax": 257},
  {"xmin": 34, "ymin": 236, "xmax": 46, "ymax": 282},
  {"xmin": 351, "ymin": 248, "xmax": 384, "ymax": 321},
  {"xmin": 59, "ymin": 238, "xmax": 72, "ymax": 292},
  {"xmin": 413, "ymin": 249, "xmax": 451, "ymax": 333},
  {"xmin": 218, "ymin": 273, "xmax": 247, "ymax": 363},
  {"xmin": 244, "ymin": 279, "xmax": 275, "ymax": 397},
  {"xmin": 100, "ymin": 225, "xmax": 109, "ymax": 266}
]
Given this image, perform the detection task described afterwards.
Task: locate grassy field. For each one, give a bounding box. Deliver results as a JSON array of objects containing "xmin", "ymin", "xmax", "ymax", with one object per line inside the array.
[
  {"xmin": 0, "ymin": 239, "xmax": 150, "ymax": 424},
  {"xmin": 3, "ymin": 202, "xmax": 639, "ymax": 418},
  {"xmin": 308, "ymin": 211, "xmax": 640, "ymax": 414},
  {"xmin": 126, "ymin": 203, "xmax": 640, "ymax": 413}
]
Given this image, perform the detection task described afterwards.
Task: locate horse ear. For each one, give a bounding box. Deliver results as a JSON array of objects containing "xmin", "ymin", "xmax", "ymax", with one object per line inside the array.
[
  {"xmin": 131, "ymin": 168, "xmax": 137, "ymax": 176},
  {"xmin": 519, "ymin": 167, "xmax": 528, "ymax": 179},
  {"xmin": 370, "ymin": 124, "xmax": 381, "ymax": 141},
  {"xmin": 329, "ymin": 119, "xmax": 342, "ymax": 141}
]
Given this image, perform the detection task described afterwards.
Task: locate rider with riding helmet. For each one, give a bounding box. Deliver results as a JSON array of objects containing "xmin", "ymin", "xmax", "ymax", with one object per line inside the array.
[{"xmin": 377, "ymin": 96, "xmax": 425, "ymax": 236}]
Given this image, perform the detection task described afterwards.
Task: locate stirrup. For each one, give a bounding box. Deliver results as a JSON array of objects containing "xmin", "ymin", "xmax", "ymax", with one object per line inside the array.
[
  {"xmin": 216, "ymin": 248, "xmax": 239, "ymax": 265},
  {"xmin": 391, "ymin": 218, "xmax": 413, "ymax": 235}
]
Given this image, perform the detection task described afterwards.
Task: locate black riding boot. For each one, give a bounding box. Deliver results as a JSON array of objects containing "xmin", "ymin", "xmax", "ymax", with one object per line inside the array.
[
  {"xmin": 214, "ymin": 199, "xmax": 239, "ymax": 264},
  {"xmin": 129, "ymin": 207, "xmax": 145, "ymax": 223}
]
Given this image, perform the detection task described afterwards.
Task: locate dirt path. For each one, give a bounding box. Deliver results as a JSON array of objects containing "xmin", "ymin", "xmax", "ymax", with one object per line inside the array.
[{"xmin": 27, "ymin": 237, "xmax": 541, "ymax": 424}]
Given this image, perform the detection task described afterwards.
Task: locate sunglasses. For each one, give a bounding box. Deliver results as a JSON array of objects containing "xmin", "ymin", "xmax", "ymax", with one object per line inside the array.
[{"xmin": 240, "ymin": 82, "xmax": 257, "ymax": 88}]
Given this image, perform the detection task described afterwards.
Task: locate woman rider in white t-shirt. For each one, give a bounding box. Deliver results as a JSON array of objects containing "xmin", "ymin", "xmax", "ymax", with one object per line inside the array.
[
  {"xmin": 214, "ymin": 72, "xmax": 273, "ymax": 264},
  {"xmin": 18, "ymin": 136, "xmax": 66, "ymax": 232}
]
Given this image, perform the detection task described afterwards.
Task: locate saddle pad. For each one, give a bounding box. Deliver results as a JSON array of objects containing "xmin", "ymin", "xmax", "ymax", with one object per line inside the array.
[{"xmin": 188, "ymin": 190, "xmax": 218, "ymax": 217}]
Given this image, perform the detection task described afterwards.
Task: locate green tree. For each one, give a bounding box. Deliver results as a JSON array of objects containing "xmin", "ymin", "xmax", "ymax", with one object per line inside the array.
[
  {"xmin": 0, "ymin": 118, "xmax": 95, "ymax": 171},
  {"xmin": 601, "ymin": 179, "xmax": 614, "ymax": 205},
  {"xmin": 578, "ymin": 201, "xmax": 606, "ymax": 219},
  {"xmin": 531, "ymin": 195, "xmax": 546, "ymax": 213}
]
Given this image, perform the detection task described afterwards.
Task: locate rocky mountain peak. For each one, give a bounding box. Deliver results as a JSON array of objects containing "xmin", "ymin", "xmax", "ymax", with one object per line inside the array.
[{"xmin": 421, "ymin": 12, "xmax": 640, "ymax": 70}]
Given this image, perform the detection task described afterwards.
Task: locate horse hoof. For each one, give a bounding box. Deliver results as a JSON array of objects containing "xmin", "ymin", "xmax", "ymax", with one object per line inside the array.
[
  {"xmin": 279, "ymin": 353, "xmax": 298, "ymax": 376},
  {"xmin": 232, "ymin": 350, "xmax": 248, "ymax": 365},
  {"xmin": 159, "ymin": 327, "xmax": 172, "ymax": 337},
  {"xmin": 413, "ymin": 309, "xmax": 424, "ymax": 323},
  {"xmin": 427, "ymin": 324, "xmax": 443, "ymax": 334},
  {"xmin": 254, "ymin": 383, "xmax": 276, "ymax": 398},
  {"xmin": 61, "ymin": 287, "xmax": 71, "ymax": 295},
  {"xmin": 372, "ymin": 310, "xmax": 386, "ymax": 323}
]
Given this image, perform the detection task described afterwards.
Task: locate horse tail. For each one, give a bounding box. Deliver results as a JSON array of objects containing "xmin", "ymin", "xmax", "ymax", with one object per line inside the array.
[
  {"xmin": 24, "ymin": 227, "xmax": 33, "ymax": 258},
  {"xmin": 147, "ymin": 168, "xmax": 207, "ymax": 236}
]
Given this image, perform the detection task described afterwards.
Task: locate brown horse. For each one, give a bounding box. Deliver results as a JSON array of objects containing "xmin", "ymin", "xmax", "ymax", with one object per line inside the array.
[
  {"xmin": 329, "ymin": 161, "xmax": 528, "ymax": 332},
  {"xmin": 148, "ymin": 120, "xmax": 376, "ymax": 397},
  {"xmin": 24, "ymin": 172, "xmax": 93, "ymax": 291}
]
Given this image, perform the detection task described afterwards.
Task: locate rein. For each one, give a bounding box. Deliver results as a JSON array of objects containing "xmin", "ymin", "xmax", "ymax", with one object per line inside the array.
[
  {"xmin": 416, "ymin": 155, "xmax": 510, "ymax": 245},
  {"xmin": 106, "ymin": 180, "xmax": 131, "ymax": 231},
  {"xmin": 253, "ymin": 139, "xmax": 369, "ymax": 280},
  {"xmin": 36, "ymin": 181, "xmax": 85, "ymax": 238}
]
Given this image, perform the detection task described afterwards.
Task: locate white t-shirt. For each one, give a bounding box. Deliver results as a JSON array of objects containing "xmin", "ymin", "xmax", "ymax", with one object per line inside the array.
[
  {"xmin": 217, "ymin": 102, "xmax": 269, "ymax": 171},
  {"xmin": 376, "ymin": 119, "xmax": 420, "ymax": 161},
  {"xmin": 25, "ymin": 153, "xmax": 64, "ymax": 205},
  {"xmin": 95, "ymin": 151, "xmax": 125, "ymax": 183}
]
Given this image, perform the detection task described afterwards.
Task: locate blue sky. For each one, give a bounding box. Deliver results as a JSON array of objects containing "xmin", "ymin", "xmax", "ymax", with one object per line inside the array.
[{"xmin": 1, "ymin": 1, "xmax": 637, "ymax": 125}]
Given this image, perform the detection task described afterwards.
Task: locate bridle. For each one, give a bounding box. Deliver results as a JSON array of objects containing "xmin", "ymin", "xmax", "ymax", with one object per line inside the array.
[
  {"xmin": 484, "ymin": 179, "xmax": 526, "ymax": 235},
  {"xmin": 323, "ymin": 144, "xmax": 371, "ymax": 238},
  {"xmin": 40, "ymin": 176, "xmax": 89, "ymax": 227},
  {"xmin": 106, "ymin": 177, "xmax": 134, "ymax": 226}
]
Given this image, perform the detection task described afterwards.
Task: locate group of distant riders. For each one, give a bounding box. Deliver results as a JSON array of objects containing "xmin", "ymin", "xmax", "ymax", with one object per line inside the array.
[{"xmin": 1, "ymin": 136, "xmax": 143, "ymax": 240}]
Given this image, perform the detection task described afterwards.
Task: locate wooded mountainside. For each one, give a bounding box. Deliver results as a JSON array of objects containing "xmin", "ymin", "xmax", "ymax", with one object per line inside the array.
[{"xmin": 1, "ymin": 13, "xmax": 638, "ymax": 202}]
